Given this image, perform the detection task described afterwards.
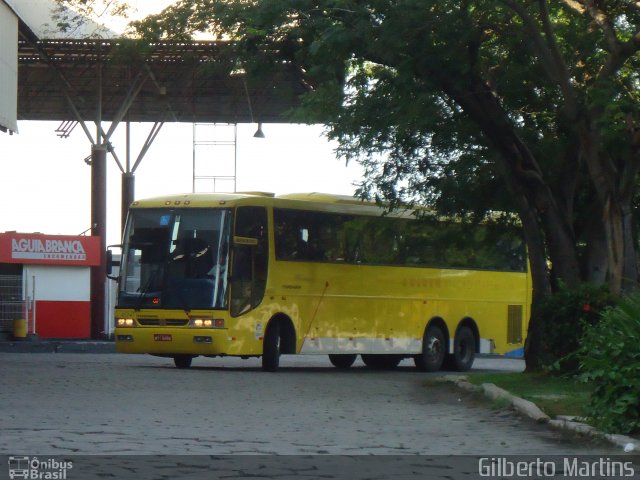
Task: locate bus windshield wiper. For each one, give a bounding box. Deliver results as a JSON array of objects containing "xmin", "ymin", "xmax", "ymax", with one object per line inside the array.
[{"xmin": 135, "ymin": 263, "xmax": 164, "ymax": 310}]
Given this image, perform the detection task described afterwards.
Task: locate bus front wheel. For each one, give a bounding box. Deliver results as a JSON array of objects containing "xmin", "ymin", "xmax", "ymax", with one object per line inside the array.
[
  {"xmin": 262, "ymin": 322, "xmax": 281, "ymax": 372},
  {"xmin": 414, "ymin": 324, "xmax": 445, "ymax": 372},
  {"xmin": 174, "ymin": 355, "xmax": 193, "ymax": 369},
  {"xmin": 329, "ymin": 354, "xmax": 357, "ymax": 369}
]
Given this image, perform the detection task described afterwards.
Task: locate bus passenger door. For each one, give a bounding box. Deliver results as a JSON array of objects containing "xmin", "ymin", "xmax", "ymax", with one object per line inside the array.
[{"xmin": 230, "ymin": 207, "xmax": 268, "ymax": 316}]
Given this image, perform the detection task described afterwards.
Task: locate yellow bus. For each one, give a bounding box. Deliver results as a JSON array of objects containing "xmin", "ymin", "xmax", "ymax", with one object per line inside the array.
[{"xmin": 112, "ymin": 192, "xmax": 531, "ymax": 371}]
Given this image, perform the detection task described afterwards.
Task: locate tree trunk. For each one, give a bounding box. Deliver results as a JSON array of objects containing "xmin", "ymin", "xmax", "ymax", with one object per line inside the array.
[
  {"xmin": 620, "ymin": 203, "xmax": 638, "ymax": 291},
  {"xmin": 583, "ymin": 204, "xmax": 608, "ymax": 284},
  {"xmin": 580, "ymin": 123, "xmax": 640, "ymax": 293},
  {"xmin": 603, "ymin": 199, "xmax": 639, "ymax": 292},
  {"xmin": 516, "ymin": 195, "xmax": 552, "ymax": 371}
]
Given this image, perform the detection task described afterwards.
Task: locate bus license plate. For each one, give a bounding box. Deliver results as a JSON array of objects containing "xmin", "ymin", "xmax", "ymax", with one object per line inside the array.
[{"xmin": 154, "ymin": 334, "xmax": 172, "ymax": 342}]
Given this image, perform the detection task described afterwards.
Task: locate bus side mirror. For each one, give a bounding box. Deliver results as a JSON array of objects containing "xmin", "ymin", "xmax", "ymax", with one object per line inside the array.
[{"xmin": 106, "ymin": 245, "xmax": 121, "ymax": 280}]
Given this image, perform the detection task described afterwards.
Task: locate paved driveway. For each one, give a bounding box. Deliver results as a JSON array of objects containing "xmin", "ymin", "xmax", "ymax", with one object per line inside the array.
[{"xmin": 0, "ymin": 353, "xmax": 616, "ymax": 456}]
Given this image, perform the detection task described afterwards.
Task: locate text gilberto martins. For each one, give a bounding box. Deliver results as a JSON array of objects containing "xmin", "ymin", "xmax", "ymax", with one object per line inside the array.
[{"xmin": 479, "ymin": 457, "xmax": 635, "ymax": 477}]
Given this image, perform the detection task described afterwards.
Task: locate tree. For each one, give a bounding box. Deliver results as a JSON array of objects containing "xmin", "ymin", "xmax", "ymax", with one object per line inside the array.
[{"xmin": 133, "ymin": 0, "xmax": 640, "ymax": 370}]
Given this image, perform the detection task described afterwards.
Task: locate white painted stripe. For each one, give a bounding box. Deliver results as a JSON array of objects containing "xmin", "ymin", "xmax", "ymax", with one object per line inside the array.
[
  {"xmin": 23, "ymin": 266, "xmax": 91, "ymax": 301},
  {"xmin": 300, "ymin": 337, "xmax": 422, "ymax": 355},
  {"xmin": 479, "ymin": 338, "xmax": 494, "ymax": 354},
  {"xmin": 301, "ymin": 336, "xmax": 496, "ymax": 355}
]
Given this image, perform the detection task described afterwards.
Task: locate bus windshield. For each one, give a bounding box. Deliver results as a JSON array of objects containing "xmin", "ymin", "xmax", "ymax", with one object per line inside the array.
[{"xmin": 118, "ymin": 208, "xmax": 231, "ymax": 310}]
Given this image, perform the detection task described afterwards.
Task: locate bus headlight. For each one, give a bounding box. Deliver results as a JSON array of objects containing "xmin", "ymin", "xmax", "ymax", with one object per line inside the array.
[
  {"xmin": 190, "ymin": 318, "xmax": 224, "ymax": 328},
  {"xmin": 116, "ymin": 318, "xmax": 135, "ymax": 327}
]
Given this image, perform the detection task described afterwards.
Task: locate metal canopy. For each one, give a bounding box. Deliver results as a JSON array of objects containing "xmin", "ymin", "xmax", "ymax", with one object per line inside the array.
[
  {"xmin": 15, "ymin": 21, "xmax": 309, "ymax": 340},
  {"xmin": 17, "ymin": 34, "xmax": 306, "ymax": 124}
]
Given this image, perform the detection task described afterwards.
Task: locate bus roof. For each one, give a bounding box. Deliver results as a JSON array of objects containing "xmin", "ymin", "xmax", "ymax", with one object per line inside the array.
[
  {"xmin": 130, "ymin": 192, "xmax": 272, "ymax": 208},
  {"xmin": 129, "ymin": 191, "xmax": 413, "ymax": 217},
  {"xmin": 127, "ymin": 191, "xmax": 517, "ymax": 224},
  {"xmin": 277, "ymin": 192, "xmax": 374, "ymax": 205}
]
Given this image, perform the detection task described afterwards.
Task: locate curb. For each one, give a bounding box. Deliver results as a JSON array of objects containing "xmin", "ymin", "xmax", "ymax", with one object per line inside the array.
[
  {"xmin": 0, "ymin": 340, "xmax": 116, "ymax": 354},
  {"xmin": 442, "ymin": 375, "xmax": 639, "ymax": 453}
]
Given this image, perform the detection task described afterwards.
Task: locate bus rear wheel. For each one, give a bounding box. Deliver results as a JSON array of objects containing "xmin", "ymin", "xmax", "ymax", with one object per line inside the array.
[
  {"xmin": 445, "ymin": 326, "xmax": 476, "ymax": 372},
  {"xmin": 262, "ymin": 322, "xmax": 281, "ymax": 372},
  {"xmin": 329, "ymin": 354, "xmax": 357, "ymax": 369},
  {"xmin": 414, "ymin": 324, "xmax": 445, "ymax": 372},
  {"xmin": 174, "ymin": 355, "xmax": 193, "ymax": 369},
  {"xmin": 361, "ymin": 354, "xmax": 402, "ymax": 369}
]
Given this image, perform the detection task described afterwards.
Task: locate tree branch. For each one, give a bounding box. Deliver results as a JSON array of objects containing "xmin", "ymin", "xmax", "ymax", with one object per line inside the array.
[
  {"xmin": 503, "ymin": 1, "xmax": 559, "ymax": 79},
  {"xmin": 536, "ymin": 0, "xmax": 579, "ymax": 114},
  {"xmin": 598, "ymin": 29, "xmax": 640, "ymax": 81},
  {"xmin": 560, "ymin": 0, "xmax": 585, "ymax": 14},
  {"xmin": 503, "ymin": 0, "xmax": 579, "ymax": 116},
  {"xmin": 582, "ymin": 0, "xmax": 619, "ymax": 53},
  {"xmin": 560, "ymin": 1, "xmax": 640, "ymax": 82}
]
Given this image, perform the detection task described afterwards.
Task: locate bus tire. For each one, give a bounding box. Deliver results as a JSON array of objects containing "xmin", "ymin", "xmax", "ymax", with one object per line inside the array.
[
  {"xmin": 262, "ymin": 322, "xmax": 281, "ymax": 372},
  {"xmin": 329, "ymin": 354, "xmax": 357, "ymax": 369},
  {"xmin": 447, "ymin": 326, "xmax": 476, "ymax": 372},
  {"xmin": 174, "ymin": 355, "xmax": 193, "ymax": 369},
  {"xmin": 414, "ymin": 324, "xmax": 445, "ymax": 372},
  {"xmin": 361, "ymin": 354, "xmax": 402, "ymax": 369}
]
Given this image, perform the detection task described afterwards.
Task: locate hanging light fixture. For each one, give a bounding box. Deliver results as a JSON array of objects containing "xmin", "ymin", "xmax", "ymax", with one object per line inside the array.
[
  {"xmin": 243, "ymin": 77, "xmax": 265, "ymax": 139},
  {"xmin": 253, "ymin": 122, "xmax": 265, "ymax": 138}
]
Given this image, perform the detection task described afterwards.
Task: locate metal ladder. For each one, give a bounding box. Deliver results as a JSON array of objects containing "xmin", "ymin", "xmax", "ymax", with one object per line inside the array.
[{"xmin": 192, "ymin": 123, "xmax": 237, "ymax": 193}]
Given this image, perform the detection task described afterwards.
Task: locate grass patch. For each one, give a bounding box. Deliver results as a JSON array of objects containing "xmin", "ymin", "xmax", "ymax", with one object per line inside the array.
[{"xmin": 466, "ymin": 372, "xmax": 591, "ymax": 419}]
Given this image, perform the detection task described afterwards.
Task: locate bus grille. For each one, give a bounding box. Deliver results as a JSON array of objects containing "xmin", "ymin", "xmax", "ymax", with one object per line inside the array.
[
  {"xmin": 137, "ymin": 319, "xmax": 189, "ymax": 326},
  {"xmin": 507, "ymin": 305, "xmax": 523, "ymax": 344}
]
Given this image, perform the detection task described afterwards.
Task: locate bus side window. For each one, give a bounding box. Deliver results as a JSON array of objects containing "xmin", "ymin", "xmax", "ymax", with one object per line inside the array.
[{"xmin": 230, "ymin": 207, "xmax": 268, "ymax": 316}]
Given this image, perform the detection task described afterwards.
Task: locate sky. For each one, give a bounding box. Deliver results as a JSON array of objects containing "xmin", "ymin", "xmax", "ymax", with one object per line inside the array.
[{"xmin": 0, "ymin": 121, "xmax": 364, "ymax": 246}]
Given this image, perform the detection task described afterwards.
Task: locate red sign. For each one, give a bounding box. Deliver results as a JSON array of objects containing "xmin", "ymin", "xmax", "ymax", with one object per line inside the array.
[{"xmin": 0, "ymin": 233, "xmax": 100, "ymax": 266}]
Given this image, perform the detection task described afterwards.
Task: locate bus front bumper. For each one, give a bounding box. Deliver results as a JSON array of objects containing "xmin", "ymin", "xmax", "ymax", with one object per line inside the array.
[{"xmin": 114, "ymin": 327, "xmax": 230, "ymax": 355}]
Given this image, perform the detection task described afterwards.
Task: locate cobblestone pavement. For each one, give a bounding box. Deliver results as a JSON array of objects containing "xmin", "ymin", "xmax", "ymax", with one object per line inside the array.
[{"xmin": 0, "ymin": 353, "xmax": 619, "ymax": 458}]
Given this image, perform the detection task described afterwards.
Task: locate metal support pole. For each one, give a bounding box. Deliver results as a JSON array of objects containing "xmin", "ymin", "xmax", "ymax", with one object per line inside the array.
[
  {"xmin": 90, "ymin": 144, "xmax": 107, "ymax": 339},
  {"xmin": 31, "ymin": 275, "xmax": 37, "ymax": 336},
  {"xmin": 121, "ymin": 172, "xmax": 135, "ymax": 237},
  {"xmin": 122, "ymin": 120, "xmax": 133, "ymax": 238}
]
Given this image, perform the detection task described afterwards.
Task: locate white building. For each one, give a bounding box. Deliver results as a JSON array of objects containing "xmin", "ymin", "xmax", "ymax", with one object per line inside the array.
[
  {"xmin": 0, "ymin": 232, "xmax": 100, "ymax": 338},
  {"xmin": 0, "ymin": 0, "xmax": 18, "ymax": 134}
]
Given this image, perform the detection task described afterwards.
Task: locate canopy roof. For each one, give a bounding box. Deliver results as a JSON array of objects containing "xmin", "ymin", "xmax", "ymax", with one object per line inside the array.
[{"xmin": 17, "ymin": 34, "xmax": 306, "ymax": 124}]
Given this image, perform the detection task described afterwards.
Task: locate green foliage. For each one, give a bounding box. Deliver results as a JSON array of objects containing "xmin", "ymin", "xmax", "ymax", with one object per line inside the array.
[
  {"xmin": 577, "ymin": 294, "xmax": 640, "ymax": 434},
  {"xmin": 131, "ymin": 1, "xmax": 640, "ymax": 225},
  {"xmin": 533, "ymin": 283, "xmax": 614, "ymax": 372}
]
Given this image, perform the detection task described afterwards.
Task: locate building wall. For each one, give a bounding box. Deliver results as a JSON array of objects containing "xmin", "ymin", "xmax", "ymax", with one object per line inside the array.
[
  {"xmin": 0, "ymin": 0, "xmax": 18, "ymax": 133},
  {"xmin": 24, "ymin": 266, "xmax": 91, "ymax": 338}
]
